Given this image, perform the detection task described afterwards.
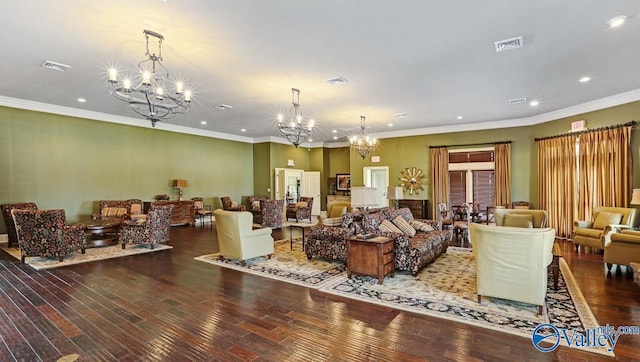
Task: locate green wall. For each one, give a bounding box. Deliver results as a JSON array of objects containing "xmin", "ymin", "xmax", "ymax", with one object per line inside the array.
[{"xmin": 0, "ymin": 106, "xmax": 254, "ymax": 232}]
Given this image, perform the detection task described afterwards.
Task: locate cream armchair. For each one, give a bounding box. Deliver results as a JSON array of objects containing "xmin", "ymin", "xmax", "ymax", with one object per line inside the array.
[
  {"xmin": 213, "ymin": 209, "xmax": 274, "ymax": 265},
  {"xmin": 573, "ymin": 206, "xmax": 637, "ymax": 252},
  {"xmin": 470, "ymin": 223, "xmax": 556, "ymax": 315},
  {"xmin": 605, "ymin": 229, "xmax": 640, "ymax": 270},
  {"xmin": 493, "ymin": 209, "xmax": 547, "ymax": 228}
]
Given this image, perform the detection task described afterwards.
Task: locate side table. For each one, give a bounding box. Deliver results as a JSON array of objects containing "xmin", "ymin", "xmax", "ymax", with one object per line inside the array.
[{"xmin": 347, "ymin": 235, "xmax": 395, "ymax": 284}]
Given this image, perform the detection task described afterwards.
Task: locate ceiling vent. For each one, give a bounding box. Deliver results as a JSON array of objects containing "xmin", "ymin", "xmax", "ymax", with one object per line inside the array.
[
  {"xmin": 214, "ymin": 104, "xmax": 233, "ymax": 110},
  {"xmin": 326, "ymin": 76, "xmax": 348, "ymax": 85},
  {"xmin": 40, "ymin": 60, "xmax": 71, "ymax": 72},
  {"xmin": 508, "ymin": 97, "xmax": 527, "ymax": 104},
  {"xmin": 393, "ymin": 113, "xmax": 409, "ymax": 118},
  {"xmin": 494, "ymin": 36, "xmax": 523, "ymax": 53}
]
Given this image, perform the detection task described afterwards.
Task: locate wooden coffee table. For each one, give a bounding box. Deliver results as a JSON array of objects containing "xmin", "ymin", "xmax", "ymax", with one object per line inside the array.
[
  {"xmin": 84, "ymin": 219, "xmax": 121, "ymax": 247},
  {"xmin": 347, "ymin": 235, "xmax": 395, "ymax": 284}
]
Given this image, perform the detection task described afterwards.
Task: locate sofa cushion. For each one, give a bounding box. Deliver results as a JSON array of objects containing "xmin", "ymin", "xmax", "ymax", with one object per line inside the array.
[
  {"xmin": 101, "ymin": 207, "xmax": 127, "ymax": 218},
  {"xmin": 503, "ymin": 213, "xmax": 534, "ymax": 228},
  {"xmin": 329, "ymin": 206, "xmax": 347, "ymax": 218},
  {"xmin": 323, "ymin": 217, "xmax": 343, "ymax": 227},
  {"xmin": 393, "ymin": 215, "xmax": 416, "ymax": 237},
  {"xmin": 409, "ymin": 220, "xmax": 434, "ymax": 232},
  {"xmin": 593, "ymin": 212, "xmax": 623, "ymax": 230},
  {"xmin": 379, "ymin": 219, "xmax": 403, "ymax": 234}
]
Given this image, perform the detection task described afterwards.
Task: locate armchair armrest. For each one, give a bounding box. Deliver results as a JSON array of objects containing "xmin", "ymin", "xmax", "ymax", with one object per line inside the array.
[
  {"xmin": 608, "ymin": 224, "xmax": 635, "ymax": 233},
  {"xmin": 621, "ymin": 229, "xmax": 640, "ymax": 236}
]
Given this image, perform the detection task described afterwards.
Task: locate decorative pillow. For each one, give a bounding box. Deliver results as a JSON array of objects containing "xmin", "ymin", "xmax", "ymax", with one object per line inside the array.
[
  {"xmin": 322, "ymin": 217, "xmax": 343, "ymax": 227},
  {"xmin": 101, "ymin": 207, "xmax": 128, "ymax": 218},
  {"xmin": 130, "ymin": 203, "xmax": 142, "ymax": 215},
  {"xmin": 329, "ymin": 206, "xmax": 347, "ymax": 218},
  {"xmin": 503, "ymin": 213, "xmax": 534, "ymax": 228},
  {"xmin": 252, "ymin": 200, "xmax": 261, "ymax": 211},
  {"xmin": 593, "ymin": 212, "xmax": 623, "ymax": 230},
  {"xmin": 379, "ymin": 219, "xmax": 403, "ymax": 234},
  {"xmin": 295, "ymin": 201, "xmax": 308, "ymax": 208},
  {"xmin": 392, "ymin": 215, "xmax": 416, "ymax": 237},
  {"xmin": 231, "ymin": 201, "xmax": 238, "ymax": 207},
  {"xmin": 409, "ymin": 220, "xmax": 434, "ymax": 232}
]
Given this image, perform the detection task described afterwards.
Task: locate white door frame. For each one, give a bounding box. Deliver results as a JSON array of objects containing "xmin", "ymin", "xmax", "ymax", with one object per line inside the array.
[{"xmin": 363, "ymin": 166, "xmax": 390, "ymax": 207}]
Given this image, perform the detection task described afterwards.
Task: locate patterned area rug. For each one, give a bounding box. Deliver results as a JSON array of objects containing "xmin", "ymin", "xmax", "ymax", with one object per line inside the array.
[
  {"xmin": 0, "ymin": 242, "xmax": 172, "ymax": 270},
  {"xmin": 194, "ymin": 239, "xmax": 345, "ymax": 288},
  {"xmin": 195, "ymin": 241, "xmax": 611, "ymax": 357}
]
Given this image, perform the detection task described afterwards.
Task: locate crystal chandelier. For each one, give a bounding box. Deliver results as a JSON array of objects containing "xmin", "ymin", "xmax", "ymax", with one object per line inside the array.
[
  {"xmin": 277, "ymin": 88, "xmax": 315, "ymax": 147},
  {"xmin": 350, "ymin": 115, "xmax": 377, "ymax": 159},
  {"xmin": 107, "ymin": 30, "xmax": 192, "ymax": 127}
]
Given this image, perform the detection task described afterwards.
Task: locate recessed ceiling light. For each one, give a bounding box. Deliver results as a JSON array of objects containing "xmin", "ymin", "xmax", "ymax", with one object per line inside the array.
[
  {"xmin": 579, "ymin": 76, "xmax": 591, "ymax": 83},
  {"xmin": 388, "ymin": 123, "xmax": 394, "ymax": 127},
  {"xmin": 457, "ymin": 115, "xmax": 463, "ymax": 120},
  {"xmin": 333, "ymin": 136, "xmax": 338, "ymax": 140},
  {"xmin": 308, "ymin": 139, "xmax": 313, "ymax": 142},
  {"xmin": 608, "ymin": 15, "xmax": 626, "ymax": 28},
  {"xmin": 77, "ymin": 98, "xmax": 86, "ymax": 103},
  {"xmin": 241, "ymin": 128, "xmax": 246, "ymax": 132},
  {"xmin": 332, "ymin": 129, "xmax": 337, "ymax": 133},
  {"xmin": 200, "ymin": 121, "xmax": 207, "ymax": 125},
  {"xmin": 530, "ymin": 100, "xmax": 540, "ymax": 107}
]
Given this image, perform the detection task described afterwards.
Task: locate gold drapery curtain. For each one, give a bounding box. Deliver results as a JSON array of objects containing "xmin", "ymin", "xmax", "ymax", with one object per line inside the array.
[
  {"xmin": 430, "ymin": 147, "xmax": 449, "ymax": 218},
  {"xmin": 537, "ymin": 123, "xmax": 633, "ymax": 238},
  {"xmin": 494, "ymin": 143, "xmax": 511, "ymax": 207}
]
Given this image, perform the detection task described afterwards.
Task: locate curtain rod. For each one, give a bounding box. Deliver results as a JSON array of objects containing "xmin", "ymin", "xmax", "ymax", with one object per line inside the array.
[
  {"xmin": 429, "ymin": 141, "xmax": 511, "ymax": 149},
  {"xmin": 534, "ymin": 121, "xmax": 636, "ymax": 142}
]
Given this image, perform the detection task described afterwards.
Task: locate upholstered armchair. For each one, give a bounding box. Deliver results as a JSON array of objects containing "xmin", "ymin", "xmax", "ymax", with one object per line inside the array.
[
  {"xmin": 120, "ymin": 204, "xmax": 174, "ymax": 249},
  {"xmin": 213, "ymin": 209, "xmax": 274, "ymax": 265},
  {"xmin": 319, "ymin": 201, "xmax": 351, "ymax": 227},
  {"xmin": 470, "ymin": 223, "xmax": 556, "ymax": 315},
  {"xmin": 286, "ymin": 196, "xmax": 314, "ymax": 222},
  {"xmin": 220, "ymin": 196, "xmax": 246, "ymax": 211},
  {"xmin": 573, "ymin": 206, "xmax": 637, "ymax": 252},
  {"xmin": 191, "ymin": 197, "xmax": 213, "ymax": 226},
  {"xmin": 260, "ymin": 199, "xmax": 284, "ymax": 228},
  {"xmin": 247, "ymin": 195, "xmax": 269, "ymax": 224},
  {"xmin": 493, "ymin": 209, "xmax": 547, "ymax": 228},
  {"xmin": 605, "ymin": 229, "xmax": 640, "ymax": 270},
  {"xmin": 1, "ymin": 202, "xmax": 38, "ymax": 248},
  {"xmin": 11, "ymin": 209, "xmax": 86, "ymax": 263},
  {"xmin": 511, "ymin": 201, "xmax": 531, "ymax": 209}
]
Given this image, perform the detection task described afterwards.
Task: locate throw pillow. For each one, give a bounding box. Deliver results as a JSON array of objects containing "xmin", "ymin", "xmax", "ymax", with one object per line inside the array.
[
  {"xmin": 252, "ymin": 200, "xmax": 261, "ymax": 211},
  {"xmin": 101, "ymin": 207, "xmax": 128, "ymax": 218},
  {"xmin": 329, "ymin": 206, "xmax": 347, "ymax": 218},
  {"xmin": 409, "ymin": 220, "xmax": 434, "ymax": 232},
  {"xmin": 392, "ymin": 215, "xmax": 416, "ymax": 237},
  {"xmin": 130, "ymin": 203, "xmax": 142, "ymax": 215},
  {"xmin": 295, "ymin": 201, "xmax": 308, "ymax": 208},
  {"xmin": 593, "ymin": 211, "xmax": 623, "ymax": 230},
  {"xmin": 231, "ymin": 201, "xmax": 238, "ymax": 207},
  {"xmin": 503, "ymin": 213, "xmax": 534, "ymax": 228},
  {"xmin": 379, "ymin": 219, "xmax": 403, "ymax": 234}
]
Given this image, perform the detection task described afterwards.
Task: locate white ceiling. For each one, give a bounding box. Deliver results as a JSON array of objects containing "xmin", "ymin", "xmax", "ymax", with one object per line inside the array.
[{"xmin": 1, "ymin": 1, "xmax": 639, "ymax": 145}]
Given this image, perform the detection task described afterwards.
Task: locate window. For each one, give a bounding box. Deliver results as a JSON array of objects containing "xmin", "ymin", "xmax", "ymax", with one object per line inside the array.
[{"xmin": 448, "ymin": 148, "xmax": 495, "ymax": 209}]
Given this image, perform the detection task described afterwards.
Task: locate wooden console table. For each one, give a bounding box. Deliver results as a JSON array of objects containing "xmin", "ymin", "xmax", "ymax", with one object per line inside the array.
[
  {"xmin": 144, "ymin": 200, "xmax": 195, "ymax": 226},
  {"xmin": 347, "ymin": 235, "xmax": 395, "ymax": 284}
]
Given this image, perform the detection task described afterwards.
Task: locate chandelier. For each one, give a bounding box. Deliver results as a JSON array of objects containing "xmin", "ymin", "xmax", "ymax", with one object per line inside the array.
[
  {"xmin": 350, "ymin": 115, "xmax": 377, "ymax": 159},
  {"xmin": 277, "ymin": 88, "xmax": 315, "ymax": 147},
  {"xmin": 108, "ymin": 30, "xmax": 192, "ymax": 127}
]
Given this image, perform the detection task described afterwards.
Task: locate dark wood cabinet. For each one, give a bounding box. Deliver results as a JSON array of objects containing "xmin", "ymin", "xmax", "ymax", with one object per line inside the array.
[
  {"xmin": 397, "ymin": 199, "xmax": 430, "ymax": 219},
  {"xmin": 144, "ymin": 200, "xmax": 195, "ymax": 226}
]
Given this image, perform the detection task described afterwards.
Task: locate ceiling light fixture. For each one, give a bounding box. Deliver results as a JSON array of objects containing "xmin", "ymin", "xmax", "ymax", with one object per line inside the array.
[
  {"xmin": 579, "ymin": 76, "xmax": 591, "ymax": 83},
  {"xmin": 276, "ymin": 88, "xmax": 315, "ymax": 148},
  {"xmin": 530, "ymin": 100, "xmax": 540, "ymax": 106},
  {"xmin": 608, "ymin": 15, "xmax": 626, "ymax": 28},
  {"xmin": 107, "ymin": 30, "xmax": 192, "ymax": 128},
  {"xmin": 350, "ymin": 115, "xmax": 377, "ymax": 159}
]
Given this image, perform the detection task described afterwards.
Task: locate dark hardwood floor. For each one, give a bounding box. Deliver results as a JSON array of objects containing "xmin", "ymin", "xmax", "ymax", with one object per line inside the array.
[{"xmin": 0, "ymin": 225, "xmax": 639, "ymax": 361}]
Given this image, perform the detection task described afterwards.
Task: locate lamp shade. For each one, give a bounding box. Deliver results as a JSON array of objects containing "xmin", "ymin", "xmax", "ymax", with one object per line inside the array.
[
  {"xmin": 351, "ymin": 187, "xmax": 377, "ymax": 208},
  {"xmin": 387, "ymin": 186, "xmax": 403, "ymax": 200},
  {"xmin": 631, "ymin": 189, "xmax": 640, "ymax": 205},
  {"xmin": 172, "ymin": 179, "xmax": 188, "ymax": 188}
]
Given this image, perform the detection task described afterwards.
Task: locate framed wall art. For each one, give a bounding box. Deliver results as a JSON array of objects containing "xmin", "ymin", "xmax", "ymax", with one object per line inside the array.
[{"xmin": 336, "ymin": 174, "xmax": 351, "ymax": 191}]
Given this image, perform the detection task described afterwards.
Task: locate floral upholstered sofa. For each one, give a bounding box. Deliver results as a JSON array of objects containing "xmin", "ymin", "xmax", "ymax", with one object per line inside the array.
[{"xmin": 305, "ymin": 207, "xmax": 450, "ymax": 276}]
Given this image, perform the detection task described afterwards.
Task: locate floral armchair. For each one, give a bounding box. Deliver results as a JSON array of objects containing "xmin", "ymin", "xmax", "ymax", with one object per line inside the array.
[
  {"xmin": 248, "ymin": 195, "xmax": 269, "ymax": 224},
  {"xmin": 260, "ymin": 199, "xmax": 284, "ymax": 228},
  {"xmin": 221, "ymin": 196, "xmax": 246, "ymax": 211},
  {"xmin": 286, "ymin": 196, "xmax": 314, "ymax": 222},
  {"xmin": 120, "ymin": 204, "xmax": 174, "ymax": 249},
  {"xmin": 1, "ymin": 202, "xmax": 38, "ymax": 248},
  {"xmin": 11, "ymin": 209, "xmax": 86, "ymax": 263}
]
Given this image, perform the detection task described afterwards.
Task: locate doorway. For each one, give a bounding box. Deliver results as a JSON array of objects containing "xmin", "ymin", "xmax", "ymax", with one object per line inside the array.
[{"xmin": 363, "ymin": 166, "xmax": 389, "ymax": 207}]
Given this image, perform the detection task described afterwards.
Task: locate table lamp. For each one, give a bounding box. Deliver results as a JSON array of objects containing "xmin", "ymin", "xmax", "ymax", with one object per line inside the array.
[
  {"xmin": 172, "ymin": 179, "xmax": 188, "ymax": 201},
  {"xmin": 387, "ymin": 186, "xmax": 403, "ymax": 209},
  {"xmin": 631, "ymin": 189, "xmax": 640, "ymax": 206}
]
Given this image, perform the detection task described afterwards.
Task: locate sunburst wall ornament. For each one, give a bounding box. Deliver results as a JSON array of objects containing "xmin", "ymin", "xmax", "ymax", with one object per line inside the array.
[{"xmin": 400, "ymin": 167, "xmax": 426, "ymax": 195}]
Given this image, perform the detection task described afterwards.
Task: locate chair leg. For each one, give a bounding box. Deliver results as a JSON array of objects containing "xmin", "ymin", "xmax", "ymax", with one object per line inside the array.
[
  {"xmin": 477, "ymin": 295, "xmax": 482, "ymax": 303},
  {"xmin": 58, "ymin": 255, "xmax": 63, "ymax": 262},
  {"xmin": 21, "ymin": 255, "xmax": 25, "ymax": 264},
  {"xmin": 606, "ymin": 263, "xmax": 613, "ymax": 271}
]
